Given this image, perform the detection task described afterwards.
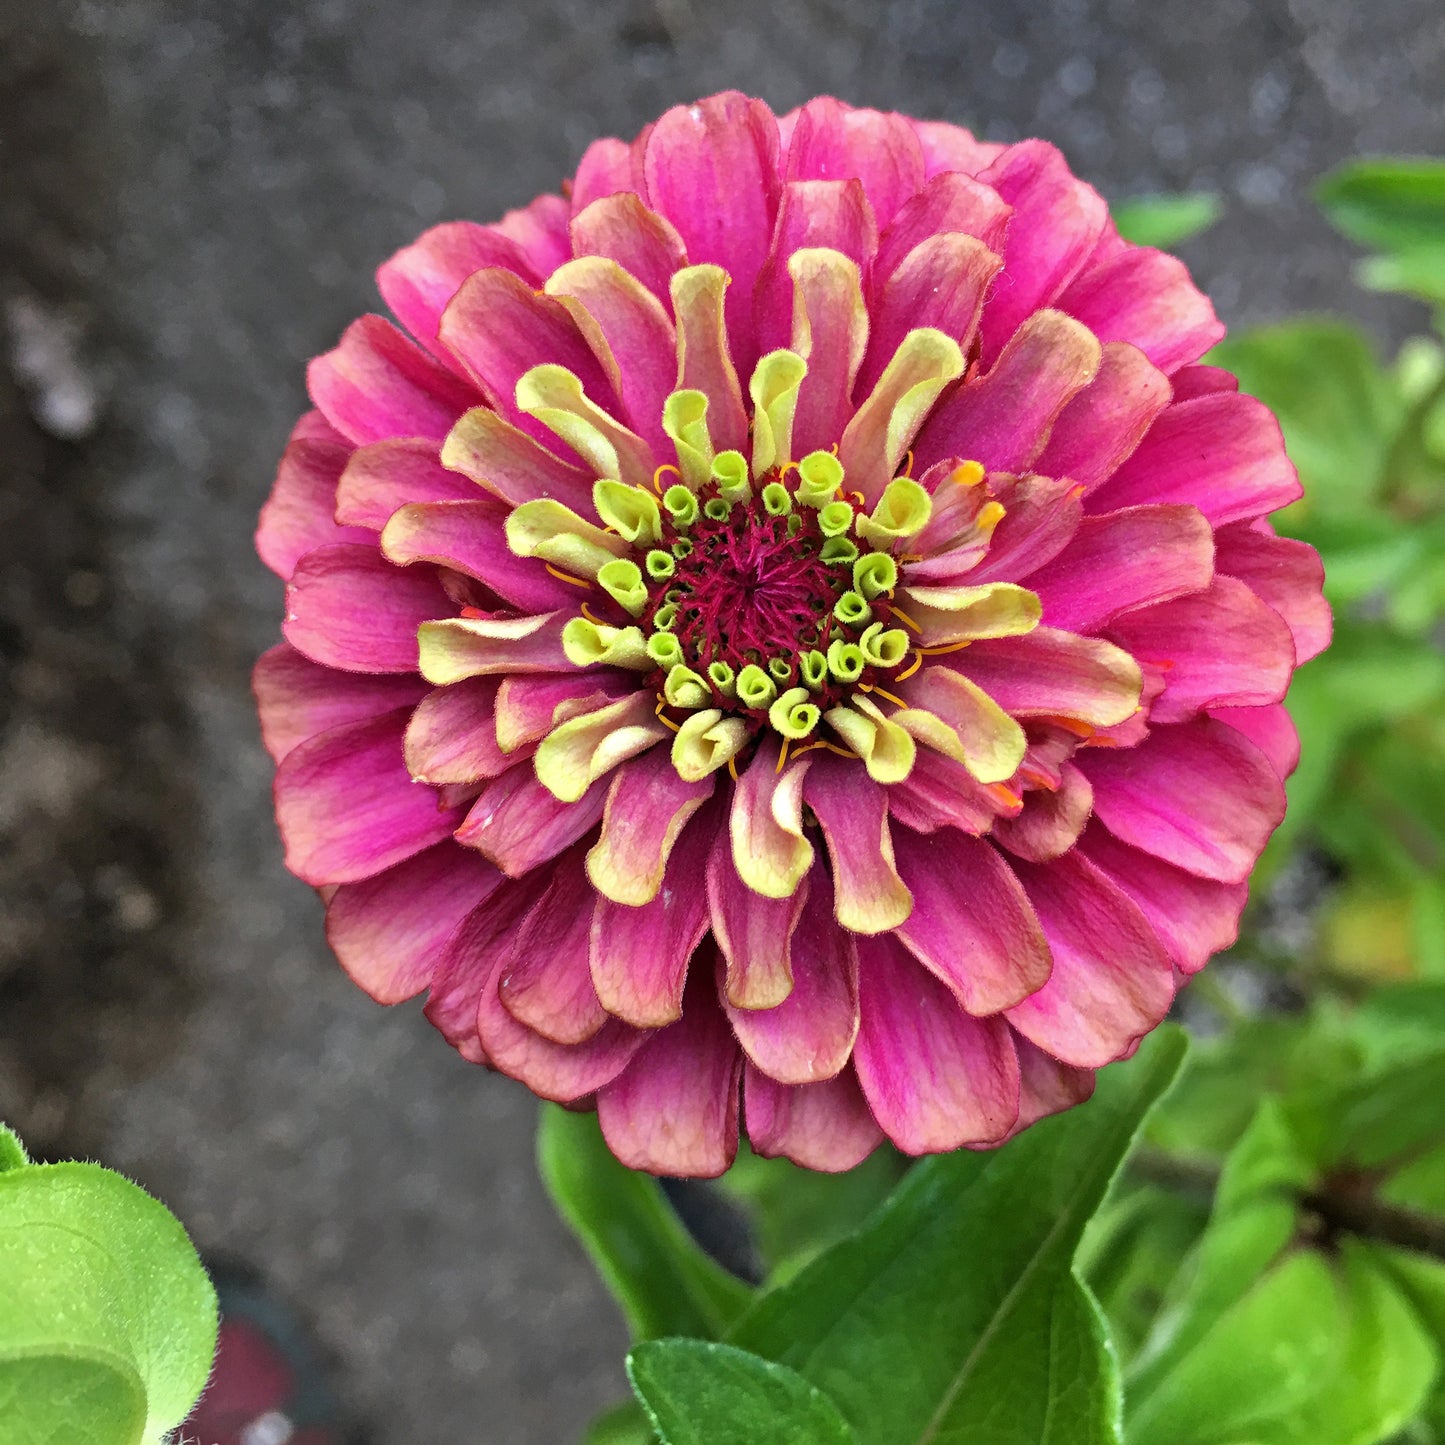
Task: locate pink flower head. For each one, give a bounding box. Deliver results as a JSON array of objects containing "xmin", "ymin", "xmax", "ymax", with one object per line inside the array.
[{"xmin": 256, "ymin": 94, "xmax": 1329, "ymax": 1176}]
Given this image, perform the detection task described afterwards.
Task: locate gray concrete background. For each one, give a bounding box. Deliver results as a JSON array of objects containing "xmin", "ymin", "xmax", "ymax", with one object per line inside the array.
[{"xmin": 0, "ymin": 1, "xmax": 1440, "ymax": 1440}]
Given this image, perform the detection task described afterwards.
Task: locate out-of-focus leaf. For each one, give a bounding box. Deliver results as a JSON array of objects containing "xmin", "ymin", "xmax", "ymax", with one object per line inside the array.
[
  {"xmin": 1375, "ymin": 1250, "xmax": 1445, "ymax": 1440},
  {"xmin": 1361, "ymin": 244, "xmax": 1445, "ymax": 305},
  {"xmin": 1112, "ymin": 192, "xmax": 1222, "ymax": 249},
  {"xmin": 538, "ymin": 1106, "xmax": 752, "ymax": 1343},
  {"xmin": 1318, "ymin": 158, "xmax": 1445, "ymax": 253},
  {"xmin": 0, "ymin": 1125, "xmax": 218, "ymax": 1445},
  {"xmin": 584, "ymin": 1399, "xmax": 657, "ymax": 1445},
  {"xmin": 729, "ymin": 1029, "xmax": 1186, "ymax": 1445},
  {"xmin": 628, "ymin": 1341, "xmax": 856, "ymax": 1445}
]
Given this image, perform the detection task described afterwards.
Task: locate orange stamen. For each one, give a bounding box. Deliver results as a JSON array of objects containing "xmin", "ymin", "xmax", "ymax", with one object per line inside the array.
[
  {"xmin": 652, "ymin": 463, "xmax": 682, "ymax": 495},
  {"xmin": 544, "ymin": 563, "xmax": 592, "ymax": 589},
  {"xmin": 727, "ymin": 756, "xmax": 740, "ymax": 782},
  {"xmin": 775, "ymin": 738, "xmax": 790, "ymax": 774},
  {"xmin": 889, "ymin": 606, "xmax": 922, "ymax": 634},
  {"xmin": 870, "ymin": 686, "xmax": 908, "ymax": 709},
  {"xmin": 895, "ymin": 652, "xmax": 922, "ymax": 682},
  {"xmin": 460, "ymin": 606, "xmax": 486, "ymax": 620},
  {"xmin": 580, "ymin": 602, "xmax": 607, "ymax": 625},
  {"xmin": 987, "ymin": 782, "xmax": 1022, "ymax": 809},
  {"xmin": 916, "ymin": 640, "xmax": 972, "ymax": 656}
]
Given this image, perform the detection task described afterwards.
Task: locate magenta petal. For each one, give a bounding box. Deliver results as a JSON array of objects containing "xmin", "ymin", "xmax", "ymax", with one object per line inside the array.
[
  {"xmin": 1057, "ymin": 245, "xmax": 1223, "ymax": 375},
  {"xmin": 494, "ymin": 672, "xmax": 633, "ymax": 751},
  {"xmin": 1032, "ymin": 342, "xmax": 1173, "ymax": 495},
  {"xmin": 960, "ymin": 474, "xmax": 1084, "ymax": 586},
  {"xmin": 1170, "ymin": 363, "xmax": 1239, "ymax": 401},
  {"xmin": 1213, "ymin": 521, "xmax": 1331, "ymax": 664},
  {"xmin": 570, "ymin": 136, "xmax": 640, "ymax": 214},
  {"xmin": 992, "ymin": 763, "xmax": 1094, "ymax": 863},
  {"xmin": 887, "ymin": 747, "xmax": 1013, "ymax": 836},
  {"xmin": 570, "ymin": 194, "xmax": 688, "ymax": 314},
  {"xmin": 1027, "ymin": 503, "xmax": 1215, "ymax": 633},
  {"xmin": 976, "ymin": 141, "xmax": 1109, "ymax": 366},
  {"xmin": 455, "ymin": 765, "xmax": 606, "ymax": 876},
  {"xmin": 1209, "ymin": 702, "xmax": 1301, "ymax": 780},
  {"xmin": 597, "ymin": 968, "xmax": 743, "ymax": 1177},
  {"xmin": 441, "ymin": 409, "xmax": 595, "ymax": 514},
  {"xmin": 908, "ymin": 119, "xmax": 1006, "ymax": 179},
  {"xmin": 1090, "ymin": 392, "xmax": 1303, "ymax": 525},
  {"xmin": 1081, "ymin": 716, "xmax": 1286, "ymax": 883},
  {"xmin": 381, "ymin": 499, "xmax": 579, "ymax": 613},
  {"xmin": 893, "ymin": 828, "xmax": 1051, "ymax": 1014},
  {"xmin": 873, "ymin": 172, "xmax": 1012, "ymax": 288},
  {"xmin": 955, "ymin": 627, "xmax": 1138, "ymax": 722},
  {"xmin": 1078, "ymin": 822, "xmax": 1247, "ymax": 976},
  {"xmin": 725, "ymin": 874, "xmax": 859, "ymax": 1085},
  {"xmin": 256, "ymin": 430, "xmax": 371, "ymax": 579},
  {"xmin": 707, "ymin": 828, "xmax": 808, "ymax": 1011},
  {"xmin": 785, "ymin": 99, "xmax": 923, "ymax": 229},
  {"xmin": 1005, "ymin": 1035, "xmax": 1096, "ymax": 1138},
  {"xmin": 745, "ymin": 1065, "xmax": 883, "ymax": 1172},
  {"xmin": 307, "ymin": 315, "xmax": 478, "ymax": 446},
  {"xmin": 854, "ymin": 933, "xmax": 1021, "ymax": 1153},
  {"xmin": 493, "ymin": 192, "xmax": 573, "ymax": 276},
  {"xmin": 1110, "ymin": 575, "xmax": 1296, "ymax": 723},
  {"xmin": 275, "ymin": 709, "xmax": 462, "ymax": 886},
  {"xmin": 500, "ymin": 851, "xmax": 609, "ymax": 1045},
  {"xmin": 404, "ymin": 680, "xmax": 513, "ymax": 785},
  {"xmin": 254, "ymin": 642, "xmax": 427, "ymax": 763},
  {"xmin": 642, "ymin": 92, "xmax": 782, "ymax": 377},
  {"xmin": 1004, "ymin": 851, "xmax": 1175, "ymax": 1068},
  {"xmin": 333, "ymin": 437, "xmax": 479, "ymax": 530},
  {"xmin": 284, "ymin": 543, "xmax": 450, "ymax": 673},
  {"xmin": 326, "ymin": 842, "xmax": 501, "ymax": 1003},
  {"xmin": 378, "ymin": 221, "xmax": 540, "ymax": 360},
  {"xmin": 591, "ymin": 804, "xmax": 716, "ymax": 1027}
]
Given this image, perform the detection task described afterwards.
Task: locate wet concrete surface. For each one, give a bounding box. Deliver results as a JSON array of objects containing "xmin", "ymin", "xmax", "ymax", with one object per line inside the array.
[{"xmin": 0, "ymin": 1, "xmax": 1440, "ymax": 1440}]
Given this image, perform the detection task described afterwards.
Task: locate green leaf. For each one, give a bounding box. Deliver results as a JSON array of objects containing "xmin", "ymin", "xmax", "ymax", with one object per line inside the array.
[
  {"xmin": 1360, "ymin": 244, "xmax": 1445, "ymax": 306},
  {"xmin": 729, "ymin": 1027, "xmax": 1187, "ymax": 1445},
  {"xmin": 0, "ymin": 1124, "xmax": 28, "ymax": 1173},
  {"xmin": 1111, "ymin": 193, "xmax": 1222, "ymax": 250},
  {"xmin": 1318, "ymin": 159, "xmax": 1445, "ymax": 254},
  {"xmin": 0, "ymin": 1141, "xmax": 217, "ymax": 1445},
  {"xmin": 584, "ymin": 1399, "xmax": 657, "ymax": 1445},
  {"xmin": 538, "ymin": 1105, "xmax": 752, "ymax": 1342},
  {"xmin": 628, "ymin": 1340, "xmax": 856, "ymax": 1445}
]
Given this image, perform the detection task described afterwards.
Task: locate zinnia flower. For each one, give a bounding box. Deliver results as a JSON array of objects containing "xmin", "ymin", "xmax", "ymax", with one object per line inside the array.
[{"xmin": 255, "ymin": 93, "xmax": 1329, "ymax": 1176}]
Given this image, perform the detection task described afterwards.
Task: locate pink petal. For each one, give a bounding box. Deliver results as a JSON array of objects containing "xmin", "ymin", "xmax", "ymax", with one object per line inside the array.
[
  {"xmin": 641, "ymin": 92, "xmax": 782, "ymax": 377},
  {"xmin": 961, "ymin": 474, "xmax": 1083, "ymax": 586},
  {"xmin": 908, "ymin": 119, "xmax": 1006, "ymax": 178},
  {"xmin": 284, "ymin": 543, "xmax": 451, "ymax": 673},
  {"xmin": 492, "ymin": 192, "xmax": 573, "ymax": 277},
  {"xmin": 570, "ymin": 136, "xmax": 640, "ymax": 214},
  {"xmin": 1109, "ymin": 575, "xmax": 1295, "ymax": 723},
  {"xmin": 1078, "ymin": 822, "xmax": 1247, "ymax": 976},
  {"xmin": 440, "ymin": 407, "xmax": 594, "ymax": 514},
  {"xmin": 587, "ymin": 749, "xmax": 714, "ymax": 906},
  {"xmin": 672, "ymin": 263, "xmax": 750, "ymax": 453},
  {"xmin": 1090, "ymin": 392, "xmax": 1303, "ymax": 525},
  {"xmin": 254, "ymin": 642, "xmax": 427, "ymax": 763},
  {"xmin": 785, "ymin": 98, "xmax": 924, "ymax": 230},
  {"xmin": 378, "ymin": 221, "xmax": 540, "ymax": 362},
  {"xmin": 955, "ymin": 627, "xmax": 1142, "ymax": 725},
  {"xmin": 789, "ymin": 244, "xmax": 872, "ymax": 456},
  {"xmin": 1005, "ymin": 1035, "xmax": 1096, "ymax": 1138},
  {"xmin": 804, "ymin": 754, "xmax": 912, "ymax": 935},
  {"xmin": 597, "ymin": 967, "xmax": 743, "ymax": 1177},
  {"xmin": 500, "ymin": 850, "xmax": 609, "ymax": 1045},
  {"xmin": 1031, "ymin": 342, "xmax": 1172, "ymax": 494},
  {"xmin": 570, "ymin": 193, "xmax": 688, "ymax": 315},
  {"xmin": 417, "ymin": 612, "xmax": 575, "ymax": 682},
  {"xmin": 380, "ymin": 499, "xmax": 578, "ymax": 612},
  {"xmin": 744, "ymin": 1066, "xmax": 884, "ymax": 1172},
  {"xmin": 893, "ymin": 827, "xmax": 1051, "ymax": 1013},
  {"xmin": 707, "ymin": 829, "xmax": 808, "ymax": 1010},
  {"xmin": 1057, "ymin": 245, "xmax": 1223, "ymax": 375},
  {"xmin": 1027, "ymin": 504, "xmax": 1215, "ymax": 633},
  {"xmin": 404, "ymin": 679, "xmax": 513, "ymax": 785},
  {"xmin": 591, "ymin": 803, "xmax": 716, "ymax": 1027},
  {"xmin": 1209, "ymin": 702, "xmax": 1301, "ymax": 780},
  {"xmin": 494, "ymin": 672, "xmax": 633, "ymax": 752},
  {"xmin": 914, "ymin": 309, "xmax": 1101, "ymax": 474},
  {"xmin": 326, "ymin": 842, "xmax": 501, "ymax": 1003},
  {"xmin": 1213, "ymin": 521, "xmax": 1331, "ymax": 665},
  {"xmin": 856, "ymin": 233, "xmax": 1002, "ymax": 399},
  {"xmin": 1081, "ymin": 716, "xmax": 1286, "ymax": 883},
  {"xmin": 333, "ymin": 437, "xmax": 479, "ymax": 529},
  {"xmin": 976, "ymin": 141, "xmax": 1109, "ymax": 366},
  {"xmin": 455, "ymin": 764, "xmax": 606, "ymax": 875},
  {"xmin": 290, "ymin": 409, "xmax": 347, "ymax": 445},
  {"xmin": 887, "ymin": 745, "xmax": 1014, "ymax": 836},
  {"xmin": 275, "ymin": 709, "xmax": 462, "ymax": 886},
  {"xmin": 873, "ymin": 171, "xmax": 1012, "ymax": 288},
  {"xmin": 854, "ymin": 933, "xmax": 1021, "ymax": 1153},
  {"xmin": 307, "ymin": 315, "xmax": 478, "ymax": 446},
  {"xmin": 992, "ymin": 762, "xmax": 1095, "ymax": 863},
  {"xmin": 1004, "ymin": 851, "xmax": 1175, "ymax": 1067},
  {"xmin": 1169, "ymin": 363, "xmax": 1239, "ymax": 401},
  {"xmin": 724, "ymin": 874, "xmax": 859, "ymax": 1085},
  {"xmin": 256, "ymin": 430, "xmax": 371, "ymax": 579}
]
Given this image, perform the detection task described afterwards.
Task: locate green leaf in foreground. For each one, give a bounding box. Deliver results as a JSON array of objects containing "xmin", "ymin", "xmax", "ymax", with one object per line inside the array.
[
  {"xmin": 1111, "ymin": 193, "xmax": 1222, "ymax": 249},
  {"xmin": 539, "ymin": 1105, "xmax": 752, "ymax": 1342},
  {"xmin": 1318, "ymin": 158, "xmax": 1445, "ymax": 253},
  {"xmin": 729, "ymin": 1027, "xmax": 1187, "ymax": 1445},
  {"xmin": 629, "ymin": 1340, "xmax": 856, "ymax": 1445},
  {"xmin": 0, "ymin": 1129, "xmax": 217, "ymax": 1445}
]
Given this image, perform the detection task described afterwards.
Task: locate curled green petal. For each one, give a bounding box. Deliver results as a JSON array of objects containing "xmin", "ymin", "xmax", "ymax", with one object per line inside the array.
[
  {"xmin": 645, "ymin": 549, "xmax": 676, "ymax": 580},
  {"xmin": 664, "ymin": 664, "xmax": 711, "ymax": 709},
  {"xmin": 646, "ymin": 631, "xmax": 685, "ymax": 669},
  {"xmin": 594, "ymin": 480, "xmax": 663, "ymax": 545},
  {"xmin": 596, "ymin": 558, "xmax": 648, "ymax": 616},
  {"xmin": 767, "ymin": 656, "xmax": 794, "ymax": 684},
  {"xmin": 704, "ymin": 496, "xmax": 732, "ymax": 521},
  {"xmin": 736, "ymin": 664, "xmax": 778, "ymax": 709},
  {"xmin": 505, "ymin": 498, "xmax": 629, "ymax": 578},
  {"xmin": 672, "ymin": 537, "xmax": 694, "ymax": 559},
  {"xmin": 653, "ymin": 602, "xmax": 678, "ymax": 631},
  {"xmin": 827, "ymin": 695, "xmax": 917, "ymax": 783},
  {"xmin": 662, "ymin": 389, "xmax": 714, "ymax": 489},
  {"xmin": 853, "ymin": 552, "xmax": 898, "ymax": 600},
  {"xmin": 516, "ymin": 364, "xmax": 639, "ymax": 483},
  {"xmin": 818, "ymin": 499, "xmax": 854, "ymax": 538},
  {"xmin": 760, "ymin": 481, "xmax": 793, "ymax": 517},
  {"xmin": 826, "ymin": 639, "xmax": 866, "ymax": 684},
  {"xmin": 672, "ymin": 708, "xmax": 750, "ymax": 782},
  {"xmin": 663, "ymin": 483, "xmax": 699, "ymax": 529},
  {"xmin": 768, "ymin": 686, "xmax": 821, "ymax": 739},
  {"xmin": 748, "ymin": 349, "xmax": 808, "ymax": 478},
  {"xmin": 707, "ymin": 660, "xmax": 737, "ymax": 699},
  {"xmin": 834, "ymin": 590, "xmax": 871, "ymax": 627},
  {"xmin": 799, "ymin": 649, "xmax": 828, "ymax": 690},
  {"xmin": 859, "ymin": 622, "xmax": 910, "ymax": 668},
  {"xmin": 820, "ymin": 537, "xmax": 859, "ymax": 566},
  {"xmin": 857, "ymin": 475, "xmax": 933, "ymax": 550},
  {"xmin": 562, "ymin": 617, "xmax": 652, "ymax": 669},
  {"xmin": 712, "ymin": 450, "xmax": 751, "ymax": 503},
  {"xmin": 796, "ymin": 450, "xmax": 844, "ymax": 507}
]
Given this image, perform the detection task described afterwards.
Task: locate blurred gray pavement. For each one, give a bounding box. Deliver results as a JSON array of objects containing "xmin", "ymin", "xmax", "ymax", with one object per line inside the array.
[{"xmin": 0, "ymin": 1, "xmax": 1441, "ymax": 1440}]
